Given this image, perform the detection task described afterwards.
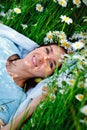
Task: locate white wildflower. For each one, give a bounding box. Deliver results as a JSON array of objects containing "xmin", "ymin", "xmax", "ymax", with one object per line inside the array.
[
  {"xmin": 36, "ymin": 4, "xmax": 43, "ymax": 12},
  {"xmin": 77, "ymin": 81, "xmax": 84, "ymax": 88},
  {"xmin": 59, "ymin": 89, "xmax": 65, "ymax": 94},
  {"xmin": 44, "ymin": 31, "xmax": 53, "ymax": 43},
  {"xmin": 73, "ymin": 0, "xmax": 81, "ymax": 7},
  {"xmin": 14, "ymin": 8, "xmax": 21, "ymax": 14},
  {"xmin": 21, "ymin": 24, "xmax": 28, "ymax": 29},
  {"xmin": 50, "ymin": 93, "xmax": 56, "ymax": 102},
  {"xmin": 80, "ymin": 118, "xmax": 87, "ymax": 124},
  {"xmin": 58, "ymin": 0, "xmax": 67, "ymax": 7},
  {"xmin": 60, "ymin": 39, "xmax": 71, "ymax": 50},
  {"xmin": 60, "ymin": 15, "xmax": 73, "ymax": 24},
  {"xmin": 53, "ymin": 0, "xmax": 57, "ymax": 3},
  {"xmin": 0, "ymin": 11, "xmax": 6, "ymax": 17},
  {"xmin": 84, "ymin": 78, "xmax": 87, "ymax": 88},
  {"xmin": 71, "ymin": 41, "xmax": 84, "ymax": 50},
  {"xmin": 58, "ymin": 31, "xmax": 67, "ymax": 40},
  {"xmin": 75, "ymin": 94, "xmax": 84, "ymax": 101},
  {"xmin": 80, "ymin": 105, "xmax": 87, "ymax": 116},
  {"xmin": 69, "ymin": 79, "xmax": 75, "ymax": 86},
  {"xmin": 82, "ymin": 0, "xmax": 87, "ymax": 6}
]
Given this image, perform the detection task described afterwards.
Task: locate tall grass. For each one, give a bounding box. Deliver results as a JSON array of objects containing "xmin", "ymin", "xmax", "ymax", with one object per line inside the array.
[{"xmin": 0, "ymin": 0, "xmax": 87, "ymax": 130}]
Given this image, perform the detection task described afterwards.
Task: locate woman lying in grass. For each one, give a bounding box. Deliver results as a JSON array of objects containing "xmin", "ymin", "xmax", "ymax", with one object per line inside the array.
[{"xmin": 0, "ymin": 25, "xmax": 66, "ymax": 130}]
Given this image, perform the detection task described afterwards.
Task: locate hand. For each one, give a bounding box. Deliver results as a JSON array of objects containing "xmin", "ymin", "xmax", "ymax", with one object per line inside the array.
[{"xmin": 41, "ymin": 86, "xmax": 48, "ymax": 100}]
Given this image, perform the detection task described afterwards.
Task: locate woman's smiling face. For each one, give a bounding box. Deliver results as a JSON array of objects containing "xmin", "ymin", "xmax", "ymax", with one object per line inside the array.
[{"xmin": 23, "ymin": 44, "xmax": 66, "ymax": 78}]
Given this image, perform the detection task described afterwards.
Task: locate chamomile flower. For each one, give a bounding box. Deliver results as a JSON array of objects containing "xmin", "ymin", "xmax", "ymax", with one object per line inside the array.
[
  {"xmin": 36, "ymin": 4, "xmax": 43, "ymax": 12},
  {"xmin": 59, "ymin": 89, "xmax": 65, "ymax": 94},
  {"xmin": 58, "ymin": 0, "xmax": 67, "ymax": 7},
  {"xmin": 44, "ymin": 31, "xmax": 53, "ymax": 43},
  {"xmin": 73, "ymin": 0, "xmax": 81, "ymax": 7},
  {"xmin": 71, "ymin": 41, "xmax": 84, "ymax": 50},
  {"xmin": 80, "ymin": 118, "xmax": 87, "ymax": 124},
  {"xmin": 49, "ymin": 93, "xmax": 56, "ymax": 101},
  {"xmin": 58, "ymin": 31, "xmax": 67, "ymax": 40},
  {"xmin": 80, "ymin": 105, "xmax": 87, "ymax": 116},
  {"xmin": 60, "ymin": 39, "xmax": 71, "ymax": 50},
  {"xmin": 53, "ymin": 0, "xmax": 57, "ymax": 3},
  {"xmin": 75, "ymin": 94, "xmax": 84, "ymax": 101},
  {"xmin": 82, "ymin": 0, "xmax": 87, "ymax": 6},
  {"xmin": 69, "ymin": 79, "xmax": 75, "ymax": 85},
  {"xmin": 21, "ymin": 24, "xmax": 28, "ymax": 29},
  {"xmin": 14, "ymin": 8, "xmax": 21, "ymax": 14},
  {"xmin": 60, "ymin": 15, "xmax": 73, "ymax": 25},
  {"xmin": 0, "ymin": 11, "xmax": 6, "ymax": 17},
  {"xmin": 78, "ymin": 81, "xmax": 84, "ymax": 88}
]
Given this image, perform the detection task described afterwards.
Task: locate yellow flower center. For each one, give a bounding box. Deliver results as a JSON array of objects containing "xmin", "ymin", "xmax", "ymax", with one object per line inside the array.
[
  {"xmin": 37, "ymin": 6, "xmax": 41, "ymax": 11},
  {"xmin": 47, "ymin": 35, "xmax": 52, "ymax": 39},
  {"xmin": 70, "ymin": 79, "xmax": 75, "ymax": 84},
  {"xmin": 66, "ymin": 44, "xmax": 70, "ymax": 48},
  {"xmin": 64, "ymin": 17, "xmax": 69, "ymax": 22},
  {"xmin": 76, "ymin": 43, "xmax": 80, "ymax": 48},
  {"xmin": 85, "ymin": 109, "xmax": 87, "ymax": 113},
  {"xmin": 50, "ymin": 95, "xmax": 55, "ymax": 100},
  {"xmin": 61, "ymin": 41, "xmax": 67, "ymax": 46},
  {"xmin": 75, "ymin": 0, "xmax": 80, "ymax": 4},
  {"xmin": 15, "ymin": 9, "xmax": 20, "ymax": 13},
  {"xmin": 60, "ymin": 0, "xmax": 65, "ymax": 5},
  {"xmin": 78, "ymin": 95, "xmax": 83, "ymax": 100},
  {"xmin": 79, "ymin": 83, "xmax": 84, "ymax": 88}
]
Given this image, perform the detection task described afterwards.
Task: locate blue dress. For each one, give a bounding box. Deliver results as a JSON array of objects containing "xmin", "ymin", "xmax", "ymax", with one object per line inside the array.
[{"xmin": 0, "ymin": 36, "xmax": 26, "ymax": 124}]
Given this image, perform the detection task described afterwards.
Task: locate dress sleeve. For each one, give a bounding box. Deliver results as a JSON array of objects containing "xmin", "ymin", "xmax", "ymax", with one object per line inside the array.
[{"xmin": 0, "ymin": 24, "xmax": 39, "ymax": 52}]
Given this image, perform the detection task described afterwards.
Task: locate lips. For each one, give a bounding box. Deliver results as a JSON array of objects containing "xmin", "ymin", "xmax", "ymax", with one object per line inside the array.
[{"xmin": 32, "ymin": 55, "xmax": 37, "ymax": 67}]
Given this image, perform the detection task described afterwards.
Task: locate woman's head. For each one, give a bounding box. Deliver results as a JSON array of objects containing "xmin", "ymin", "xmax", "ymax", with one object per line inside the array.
[{"xmin": 23, "ymin": 44, "xmax": 66, "ymax": 78}]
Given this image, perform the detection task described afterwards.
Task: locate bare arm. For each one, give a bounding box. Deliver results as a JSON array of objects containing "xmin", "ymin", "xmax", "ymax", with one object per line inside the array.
[
  {"xmin": 2, "ymin": 87, "xmax": 47, "ymax": 130},
  {"xmin": 1, "ymin": 95, "xmax": 42, "ymax": 130}
]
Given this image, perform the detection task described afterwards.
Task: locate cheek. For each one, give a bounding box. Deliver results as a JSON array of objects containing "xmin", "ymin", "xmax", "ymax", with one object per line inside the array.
[{"xmin": 39, "ymin": 65, "xmax": 53, "ymax": 77}]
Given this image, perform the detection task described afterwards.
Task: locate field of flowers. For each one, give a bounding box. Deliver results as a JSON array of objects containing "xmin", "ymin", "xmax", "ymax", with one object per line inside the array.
[{"xmin": 0, "ymin": 0, "xmax": 87, "ymax": 130}]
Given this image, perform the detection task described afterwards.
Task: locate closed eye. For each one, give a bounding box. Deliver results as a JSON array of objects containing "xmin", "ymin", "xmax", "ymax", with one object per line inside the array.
[{"xmin": 49, "ymin": 61, "xmax": 53, "ymax": 69}]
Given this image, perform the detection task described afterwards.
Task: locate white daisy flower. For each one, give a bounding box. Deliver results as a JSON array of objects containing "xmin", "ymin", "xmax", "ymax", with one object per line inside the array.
[
  {"xmin": 60, "ymin": 39, "xmax": 71, "ymax": 50},
  {"xmin": 21, "ymin": 24, "xmax": 28, "ymax": 29},
  {"xmin": 73, "ymin": 0, "xmax": 81, "ymax": 7},
  {"xmin": 60, "ymin": 15, "xmax": 73, "ymax": 25},
  {"xmin": 59, "ymin": 89, "xmax": 65, "ymax": 94},
  {"xmin": 80, "ymin": 105, "xmax": 87, "ymax": 116},
  {"xmin": 58, "ymin": 0, "xmax": 67, "ymax": 7},
  {"xmin": 80, "ymin": 118, "xmax": 87, "ymax": 124},
  {"xmin": 71, "ymin": 41, "xmax": 84, "ymax": 50},
  {"xmin": 82, "ymin": 0, "xmax": 87, "ymax": 6},
  {"xmin": 49, "ymin": 93, "xmax": 56, "ymax": 101},
  {"xmin": 75, "ymin": 94, "xmax": 84, "ymax": 101},
  {"xmin": 36, "ymin": 4, "xmax": 43, "ymax": 12},
  {"xmin": 14, "ymin": 8, "xmax": 21, "ymax": 14},
  {"xmin": 58, "ymin": 31, "xmax": 67, "ymax": 40},
  {"xmin": 77, "ymin": 81, "xmax": 84, "ymax": 88},
  {"xmin": 0, "ymin": 11, "xmax": 6, "ymax": 17},
  {"xmin": 44, "ymin": 31, "xmax": 53, "ymax": 43},
  {"xmin": 84, "ymin": 78, "xmax": 87, "ymax": 88},
  {"xmin": 69, "ymin": 79, "xmax": 75, "ymax": 85},
  {"xmin": 53, "ymin": 0, "xmax": 57, "ymax": 3}
]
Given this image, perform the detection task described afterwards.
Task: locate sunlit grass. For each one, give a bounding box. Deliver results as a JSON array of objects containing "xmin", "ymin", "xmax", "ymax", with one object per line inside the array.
[{"xmin": 0, "ymin": 0, "xmax": 87, "ymax": 130}]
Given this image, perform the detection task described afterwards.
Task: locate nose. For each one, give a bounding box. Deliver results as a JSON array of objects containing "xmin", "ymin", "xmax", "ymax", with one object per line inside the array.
[
  {"xmin": 38, "ymin": 55, "xmax": 49, "ymax": 64},
  {"xmin": 37, "ymin": 54, "xmax": 44, "ymax": 64}
]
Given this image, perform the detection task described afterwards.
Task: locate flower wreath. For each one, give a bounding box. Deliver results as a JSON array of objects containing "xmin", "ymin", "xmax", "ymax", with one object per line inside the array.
[{"xmin": 44, "ymin": 31, "xmax": 87, "ymax": 54}]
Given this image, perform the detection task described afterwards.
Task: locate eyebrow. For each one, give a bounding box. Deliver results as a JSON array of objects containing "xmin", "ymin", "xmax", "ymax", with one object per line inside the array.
[{"xmin": 49, "ymin": 46, "xmax": 56, "ymax": 67}]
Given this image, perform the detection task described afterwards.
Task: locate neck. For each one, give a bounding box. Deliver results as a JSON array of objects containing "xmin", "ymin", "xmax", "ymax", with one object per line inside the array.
[{"xmin": 6, "ymin": 59, "xmax": 33, "ymax": 88}]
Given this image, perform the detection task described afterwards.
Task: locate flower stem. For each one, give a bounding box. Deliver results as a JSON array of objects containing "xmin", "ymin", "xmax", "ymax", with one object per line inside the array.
[{"xmin": 62, "ymin": 22, "xmax": 66, "ymax": 31}]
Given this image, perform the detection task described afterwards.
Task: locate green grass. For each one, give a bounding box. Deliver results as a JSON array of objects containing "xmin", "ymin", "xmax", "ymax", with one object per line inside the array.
[{"xmin": 0, "ymin": 0, "xmax": 87, "ymax": 130}]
